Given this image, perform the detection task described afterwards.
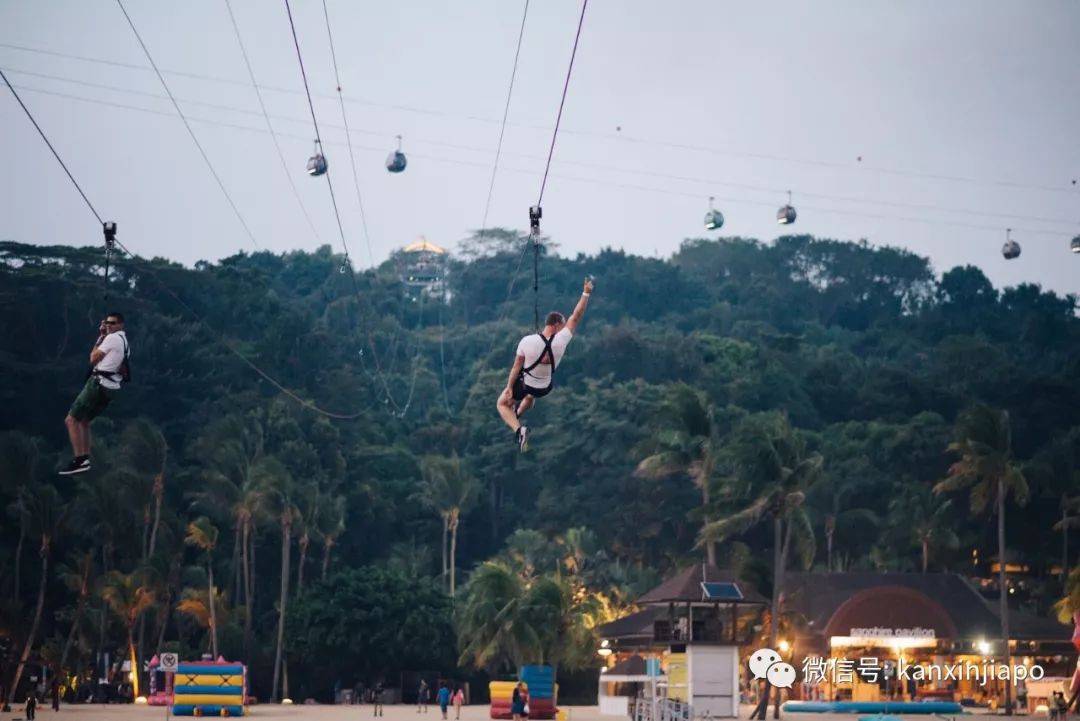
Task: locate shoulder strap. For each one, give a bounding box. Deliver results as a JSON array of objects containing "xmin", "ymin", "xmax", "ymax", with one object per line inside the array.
[{"xmin": 522, "ymin": 332, "xmax": 555, "ymax": 376}]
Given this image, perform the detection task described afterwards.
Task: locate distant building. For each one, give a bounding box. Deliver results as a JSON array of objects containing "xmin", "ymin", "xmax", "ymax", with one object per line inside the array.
[{"xmin": 398, "ymin": 236, "xmax": 447, "ymax": 301}]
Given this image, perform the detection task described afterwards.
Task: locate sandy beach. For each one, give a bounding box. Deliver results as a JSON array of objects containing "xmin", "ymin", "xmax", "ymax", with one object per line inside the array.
[{"xmin": 0, "ymin": 704, "xmax": 1002, "ymax": 721}]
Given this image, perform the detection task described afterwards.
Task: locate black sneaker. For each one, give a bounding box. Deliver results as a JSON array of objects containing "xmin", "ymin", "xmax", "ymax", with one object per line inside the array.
[
  {"xmin": 516, "ymin": 426, "xmax": 529, "ymax": 452},
  {"xmin": 58, "ymin": 456, "xmax": 91, "ymax": 475}
]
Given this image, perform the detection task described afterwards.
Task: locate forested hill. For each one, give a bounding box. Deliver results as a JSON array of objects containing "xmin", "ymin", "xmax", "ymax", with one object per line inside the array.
[
  {"xmin": 3, "ymin": 232, "xmax": 1080, "ymax": 566},
  {"xmin": 1, "ymin": 232, "xmax": 1079, "ymax": 697}
]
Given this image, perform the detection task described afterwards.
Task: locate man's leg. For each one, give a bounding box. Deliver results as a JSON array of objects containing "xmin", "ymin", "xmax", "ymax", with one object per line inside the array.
[
  {"xmin": 497, "ymin": 388, "xmax": 522, "ymax": 432},
  {"xmin": 80, "ymin": 421, "xmax": 93, "ymax": 457},
  {"xmin": 64, "ymin": 415, "xmax": 81, "ymax": 457},
  {"xmin": 515, "ymin": 396, "xmax": 535, "ymax": 417}
]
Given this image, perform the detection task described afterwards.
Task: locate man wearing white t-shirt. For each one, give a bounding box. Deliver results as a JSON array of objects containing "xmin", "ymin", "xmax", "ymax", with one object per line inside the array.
[
  {"xmin": 497, "ymin": 277, "xmax": 593, "ymax": 451},
  {"xmin": 59, "ymin": 312, "xmax": 130, "ymax": 475}
]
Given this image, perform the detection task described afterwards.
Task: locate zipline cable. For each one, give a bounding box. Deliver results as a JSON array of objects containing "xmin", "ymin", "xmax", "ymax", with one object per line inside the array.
[
  {"xmin": 479, "ymin": 0, "xmax": 531, "ymax": 236},
  {"xmin": 528, "ymin": 0, "xmax": 588, "ymax": 330},
  {"xmin": 1, "ymin": 69, "xmax": 103, "ymax": 225},
  {"xmin": 3, "ymin": 66, "xmax": 368, "ymax": 419},
  {"xmin": 223, "ymin": 0, "xmax": 324, "ymax": 246},
  {"xmin": 115, "ymin": 0, "xmax": 261, "ymax": 250},
  {"xmin": 536, "ymin": 0, "xmax": 588, "ymax": 209},
  {"xmin": 321, "ymin": 0, "xmax": 375, "ymax": 269}
]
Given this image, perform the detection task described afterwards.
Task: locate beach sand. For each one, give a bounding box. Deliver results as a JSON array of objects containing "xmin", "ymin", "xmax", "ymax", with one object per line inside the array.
[{"xmin": 0, "ymin": 704, "xmax": 998, "ymax": 721}]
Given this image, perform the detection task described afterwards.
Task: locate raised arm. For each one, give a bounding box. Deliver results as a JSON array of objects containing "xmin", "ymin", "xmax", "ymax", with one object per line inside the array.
[{"xmin": 564, "ymin": 277, "xmax": 594, "ymax": 333}]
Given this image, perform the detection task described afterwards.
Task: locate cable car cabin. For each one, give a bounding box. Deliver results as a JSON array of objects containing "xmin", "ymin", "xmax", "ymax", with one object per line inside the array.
[
  {"xmin": 704, "ymin": 209, "xmax": 724, "ymax": 231},
  {"xmin": 1071, "ymin": 236, "xmax": 1080, "ymax": 254},
  {"xmin": 386, "ymin": 150, "xmax": 407, "ymax": 173},
  {"xmin": 1001, "ymin": 240, "xmax": 1021, "ymax": 260},
  {"xmin": 307, "ymin": 153, "xmax": 328, "ymax": 176},
  {"xmin": 776, "ymin": 205, "xmax": 797, "ymax": 225}
]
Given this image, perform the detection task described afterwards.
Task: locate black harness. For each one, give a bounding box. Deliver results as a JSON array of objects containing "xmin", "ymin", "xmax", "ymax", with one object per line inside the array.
[
  {"xmin": 88, "ymin": 333, "xmax": 131, "ymax": 386},
  {"xmin": 521, "ymin": 332, "xmax": 556, "ymax": 384}
]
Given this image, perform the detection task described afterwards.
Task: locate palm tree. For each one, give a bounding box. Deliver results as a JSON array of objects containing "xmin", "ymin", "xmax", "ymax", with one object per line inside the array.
[
  {"xmin": 1029, "ymin": 427, "xmax": 1080, "ymax": 582},
  {"xmin": 888, "ymin": 487, "xmax": 959, "ymax": 572},
  {"xmin": 176, "ymin": 587, "xmax": 232, "ymax": 652},
  {"xmin": 293, "ymin": 481, "xmax": 320, "ymax": 597},
  {"xmin": 188, "ymin": 441, "xmax": 274, "ymax": 664},
  {"xmin": 57, "ymin": 550, "xmax": 95, "ymax": 674},
  {"xmin": 184, "ymin": 517, "xmax": 220, "ymax": 658},
  {"xmin": 0, "ymin": 432, "xmax": 39, "ymax": 606},
  {"xmin": 6, "ymin": 483, "xmax": 66, "ymax": 705},
  {"xmin": 456, "ymin": 562, "xmax": 596, "ymax": 674},
  {"xmin": 1053, "ymin": 565, "xmax": 1080, "ymax": 711},
  {"xmin": 934, "ymin": 403, "xmax": 1028, "ymax": 716},
  {"xmin": 417, "ymin": 455, "xmax": 479, "ymax": 596},
  {"xmin": 101, "ymin": 569, "xmax": 155, "ymax": 698},
  {"xmin": 699, "ymin": 413, "xmax": 821, "ymax": 720},
  {"xmin": 259, "ymin": 458, "xmax": 296, "ymax": 702},
  {"xmin": 117, "ymin": 419, "xmax": 169, "ymax": 560},
  {"xmin": 636, "ymin": 384, "xmax": 733, "ymax": 565},
  {"xmin": 317, "ymin": 494, "xmax": 346, "ymax": 580}
]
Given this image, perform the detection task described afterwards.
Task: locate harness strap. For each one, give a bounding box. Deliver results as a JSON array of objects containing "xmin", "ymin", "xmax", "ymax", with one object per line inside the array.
[
  {"xmin": 91, "ymin": 334, "xmax": 129, "ymax": 384},
  {"xmin": 522, "ymin": 332, "xmax": 555, "ymax": 378}
]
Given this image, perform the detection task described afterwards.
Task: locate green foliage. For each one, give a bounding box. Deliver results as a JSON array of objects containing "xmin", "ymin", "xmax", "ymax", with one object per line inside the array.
[
  {"xmin": 2, "ymin": 234, "xmax": 1079, "ymax": 700},
  {"xmin": 288, "ymin": 567, "xmax": 454, "ymax": 692}
]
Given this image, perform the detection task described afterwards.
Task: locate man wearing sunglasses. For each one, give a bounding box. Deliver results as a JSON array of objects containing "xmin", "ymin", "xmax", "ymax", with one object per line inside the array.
[{"xmin": 59, "ymin": 312, "xmax": 130, "ymax": 475}]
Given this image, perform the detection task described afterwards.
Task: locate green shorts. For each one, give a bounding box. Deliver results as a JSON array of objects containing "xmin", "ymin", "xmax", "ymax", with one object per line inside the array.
[{"xmin": 68, "ymin": 377, "xmax": 115, "ymax": 422}]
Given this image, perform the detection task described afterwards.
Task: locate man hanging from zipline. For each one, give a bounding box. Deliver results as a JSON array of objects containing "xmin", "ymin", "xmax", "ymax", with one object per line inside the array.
[
  {"xmin": 497, "ymin": 276, "xmax": 593, "ymax": 451},
  {"xmin": 59, "ymin": 312, "xmax": 130, "ymax": 475}
]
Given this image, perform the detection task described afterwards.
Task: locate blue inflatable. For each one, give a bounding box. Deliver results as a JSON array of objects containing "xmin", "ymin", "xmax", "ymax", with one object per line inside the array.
[{"xmin": 783, "ymin": 701, "xmax": 963, "ymax": 714}]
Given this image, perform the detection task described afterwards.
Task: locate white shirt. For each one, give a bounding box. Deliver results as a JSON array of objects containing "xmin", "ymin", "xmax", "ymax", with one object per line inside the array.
[
  {"xmin": 516, "ymin": 328, "xmax": 572, "ymax": 389},
  {"xmin": 95, "ymin": 331, "xmax": 128, "ymax": 390}
]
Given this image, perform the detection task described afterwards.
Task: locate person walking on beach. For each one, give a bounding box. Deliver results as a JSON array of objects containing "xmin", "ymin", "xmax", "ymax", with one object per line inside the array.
[
  {"xmin": 25, "ymin": 693, "xmax": 37, "ymax": 721},
  {"xmin": 452, "ymin": 686, "xmax": 465, "ymax": 720},
  {"xmin": 418, "ymin": 679, "xmax": 429, "ymax": 713},
  {"xmin": 437, "ymin": 682, "xmax": 451, "ymax": 720},
  {"xmin": 373, "ymin": 681, "xmax": 384, "ymax": 717}
]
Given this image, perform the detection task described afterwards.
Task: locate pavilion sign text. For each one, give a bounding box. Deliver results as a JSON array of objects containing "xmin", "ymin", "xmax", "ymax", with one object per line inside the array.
[{"xmin": 848, "ymin": 627, "xmax": 936, "ymax": 639}]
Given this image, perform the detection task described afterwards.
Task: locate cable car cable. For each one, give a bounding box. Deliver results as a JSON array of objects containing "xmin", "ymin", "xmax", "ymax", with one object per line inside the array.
[
  {"xmin": 8, "ymin": 78, "xmax": 1072, "ymax": 240},
  {"xmin": 321, "ymin": 0, "xmax": 375, "ymax": 269},
  {"xmin": 115, "ymin": 0, "xmax": 260, "ymax": 251},
  {"xmin": 9, "ymin": 67, "xmax": 1077, "ymax": 231},
  {"xmin": 223, "ymin": 0, "xmax": 323, "ymax": 246},
  {"xmin": 283, "ymin": 0, "xmax": 407, "ymax": 414},
  {"xmin": 5, "ymin": 39, "xmax": 1078, "ymax": 197}
]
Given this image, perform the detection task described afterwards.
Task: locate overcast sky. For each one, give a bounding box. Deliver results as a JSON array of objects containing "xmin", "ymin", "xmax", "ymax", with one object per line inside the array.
[{"xmin": 2, "ymin": 0, "xmax": 1078, "ymax": 296}]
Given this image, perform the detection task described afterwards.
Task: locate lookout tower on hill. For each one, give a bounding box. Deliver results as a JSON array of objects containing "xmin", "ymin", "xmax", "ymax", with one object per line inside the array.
[{"xmin": 398, "ymin": 236, "xmax": 447, "ymax": 300}]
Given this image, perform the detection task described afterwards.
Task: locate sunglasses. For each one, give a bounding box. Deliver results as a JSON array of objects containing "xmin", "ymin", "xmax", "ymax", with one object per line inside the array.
[{"xmin": 104, "ymin": 320, "xmax": 120, "ymax": 325}]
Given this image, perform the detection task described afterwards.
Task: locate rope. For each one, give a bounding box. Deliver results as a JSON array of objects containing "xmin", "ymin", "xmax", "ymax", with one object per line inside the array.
[
  {"xmin": 532, "ymin": 233, "xmax": 540, "ymax": 330},
  {"xmin": 0, "ymin": 69, "xmax": 103, "ymax": 225},
  {"xmin": 479, "ymin": 0, "xmax": 531, "ymax": 235},
  {"xmin": 536, "ymin": 0, "xmax": 588, "ymax": 207},
  {"xmin": 115, "ymin": 0, "xmax": 260, "ymax": 250},
  {"xmin": 322, "ymin": 0, "xmax": 375, "ymax": 269},
  {"xmin": 223, "ymin": 0, "xmax": 323, "ymax": 246}
]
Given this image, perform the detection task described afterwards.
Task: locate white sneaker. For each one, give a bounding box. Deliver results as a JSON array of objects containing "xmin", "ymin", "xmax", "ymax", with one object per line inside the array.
[{"xmin": 517, "ymin": 426, "xmax": 529, "ymax": 452}]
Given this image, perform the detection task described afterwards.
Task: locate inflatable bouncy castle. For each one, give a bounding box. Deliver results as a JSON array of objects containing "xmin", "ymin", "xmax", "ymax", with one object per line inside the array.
[{"xmin": 172, "ymin": 658, "xmax": 247, "ymax": 717}]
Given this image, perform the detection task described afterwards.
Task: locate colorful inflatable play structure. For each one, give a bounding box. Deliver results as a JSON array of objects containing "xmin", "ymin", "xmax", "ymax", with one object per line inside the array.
[
  {"xmin": 147, "ymin": 655, "xmax": 175, "ymax": 706},
  {"xmin": 489, "ymin": 666, "xmax": 558, "ymax": 720},
  {"xmin": 172, "ymin": 658, "xmax": 247, "ymax": 717},
  {"xmin": 521, "ymin": 665, "xmax": 557, "ymax": 720}
]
